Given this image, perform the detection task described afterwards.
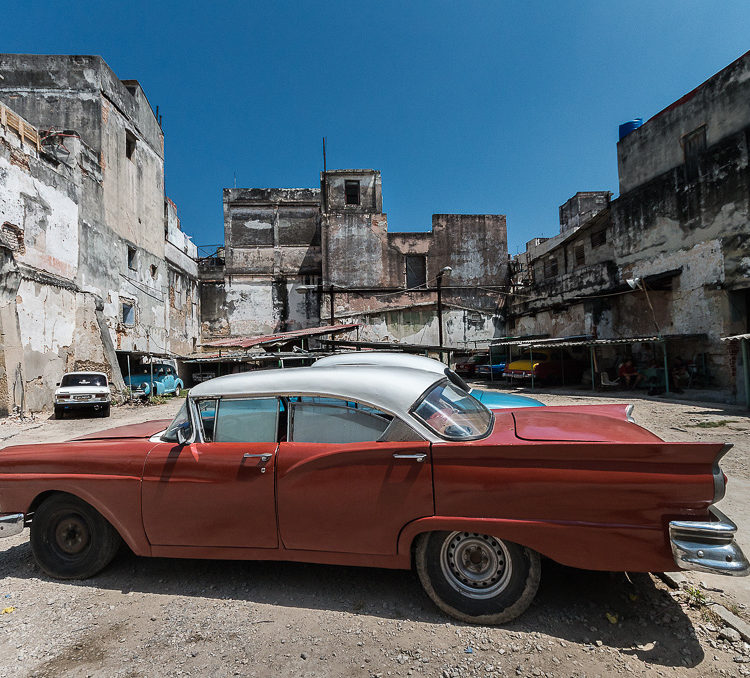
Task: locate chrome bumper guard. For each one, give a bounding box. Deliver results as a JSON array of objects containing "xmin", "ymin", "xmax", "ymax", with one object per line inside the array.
[
  {"xmin": 669, "ymin": 506, "xmax": 749, "ymax": 577},
  {"xmin": 0, "ymin": 513, "xmax": 25, "ymax": 539}
]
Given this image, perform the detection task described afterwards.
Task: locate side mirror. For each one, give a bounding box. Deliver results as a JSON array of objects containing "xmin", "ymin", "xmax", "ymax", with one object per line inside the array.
[
  {"xmin": 176, "ymin": 422, "xmax": 192, "ymax": 446},
  {"xmin": 56, "ymin": 382, "xmax": 60, "ymax": 387}
]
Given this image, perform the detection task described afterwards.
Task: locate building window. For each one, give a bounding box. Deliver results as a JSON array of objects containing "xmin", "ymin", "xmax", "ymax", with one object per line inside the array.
[
  {"xmin": 344, "ymin": 180, "xmax": 360, "ymax": 205},
  {"xmin": 127, "ymin": 245, "xmax": 137, "ymax": 270},
  {"xmin": 150, "ymin": 264, "xmax": 158, "ymax": 279},
  {"xmin": 125, "ymin": 130, "xmax": 137, "ymax": 160},
  {"xmin": 682, "ymin": 125, "xmax": 706, "ymax": 181},
  {"xmin": 121, "ymin": 301, "xmax": 135, "ymax": 326},
  {"xmin": 405, "ymin": 255, "xmax": 427, "ymax": 288},
  {"xmin": 574, "ymin": 244, "xmax": 586, "ymax": 267},
  {"xmin": 543, "ymin": 257, "xmax": 558, "ymax": 279},
  {"xmin": 590, "ymin": 229, "xmax": 606, "ymax": 248}
]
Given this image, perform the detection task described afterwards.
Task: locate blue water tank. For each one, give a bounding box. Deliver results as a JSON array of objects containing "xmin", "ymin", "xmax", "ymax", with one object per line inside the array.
[{"xmin": 619, "ymin": 118, "xmax": 643, "ymax": 141}]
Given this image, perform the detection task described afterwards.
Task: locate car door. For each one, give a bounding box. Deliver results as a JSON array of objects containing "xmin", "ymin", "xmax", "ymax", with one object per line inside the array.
[
  {"xmin": 276, "ymin": 398, "xmax": 433, "ymax": 555},
  {"xmin": 141, "ymin": 397, "xmax": 279, "ymax": 548}
]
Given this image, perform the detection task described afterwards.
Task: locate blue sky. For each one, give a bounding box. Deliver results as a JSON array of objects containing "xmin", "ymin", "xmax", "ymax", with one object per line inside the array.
[{"xmin": 2, "ymin": 1, "xmax": 749, "ymax": 253}]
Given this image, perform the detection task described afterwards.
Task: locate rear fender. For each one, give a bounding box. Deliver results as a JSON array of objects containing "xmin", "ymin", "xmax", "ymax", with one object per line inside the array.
[{"xmin": 397, "ymin": 516, "xmax": 675, "ymax": 573}]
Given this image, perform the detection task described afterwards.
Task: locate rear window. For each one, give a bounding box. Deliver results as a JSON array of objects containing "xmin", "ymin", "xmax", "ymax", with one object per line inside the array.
[
  {"xmin": 60, "ymin": 374, "xmax": 107, "ymax": 387},
  {"xmin": 411, "ymin": 380, "xmax": 493, "ymax": 440}
]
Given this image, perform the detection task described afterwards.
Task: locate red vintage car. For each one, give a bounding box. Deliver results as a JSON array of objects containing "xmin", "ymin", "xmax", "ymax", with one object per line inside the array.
[{"xmin": 0, "ymin": 366, "xmax": 746, "ymax": 624}]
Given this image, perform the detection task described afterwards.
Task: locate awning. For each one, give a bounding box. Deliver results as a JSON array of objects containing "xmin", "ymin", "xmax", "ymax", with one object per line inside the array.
[
  {"xmin": 491, "ymin": 333, "xmax": 708, "ymax": 349},
  {"xmin": 202, "ymin": 323, "xmax": 360, "ymax": 350}
]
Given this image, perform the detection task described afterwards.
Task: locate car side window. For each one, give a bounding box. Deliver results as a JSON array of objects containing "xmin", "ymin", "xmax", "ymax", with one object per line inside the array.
[
  {"xmin": 289, "ymin": 397, "xmax": 392, "ymax": 444},
  {"xmin": 213, "ymin": 398, "xmax": 279, "ymax": 443}
]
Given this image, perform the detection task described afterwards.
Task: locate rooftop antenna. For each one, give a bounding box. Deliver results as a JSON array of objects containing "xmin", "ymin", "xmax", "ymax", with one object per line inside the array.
[{"xmin": 322, "ymin": 137, "xmax": 327, "ymax": 173}]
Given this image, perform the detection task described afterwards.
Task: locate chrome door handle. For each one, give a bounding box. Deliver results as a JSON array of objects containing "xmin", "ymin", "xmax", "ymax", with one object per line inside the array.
[
  {"xmin": 392, "ymin": 453, "xmax": 427, "ymax": 462},
  {"xmin": 243, "ymin": 453, "xmax": 272, "ymax": 463}
]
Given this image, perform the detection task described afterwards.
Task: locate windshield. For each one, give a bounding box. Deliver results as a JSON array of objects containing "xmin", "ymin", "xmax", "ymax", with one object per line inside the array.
[
  {"xmin": 411, "ymin": 380, "xmax": 493, "ymax": 440},
  {"xmin": 60, "ymin": 374, "xmax": 107, "ymax": 387},
  {"xmin": 162, "ymin": 400, "xmax": 190, "ymax": 442}
]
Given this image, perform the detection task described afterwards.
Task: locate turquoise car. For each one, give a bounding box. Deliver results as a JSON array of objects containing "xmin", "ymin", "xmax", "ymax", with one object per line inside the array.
[{"xmin": 125, "ymin": 363, "xmax": 184, "ymax": 398}]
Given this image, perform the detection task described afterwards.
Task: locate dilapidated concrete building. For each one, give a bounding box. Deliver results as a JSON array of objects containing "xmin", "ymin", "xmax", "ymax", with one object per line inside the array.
[
  {"xmin": 0, "ymin": 55, "xmax": 199, "ymax": 414},
  {"xmin": 508, "ymin": 49, "xmax": 750, "ymax": 399},
  {"xmin": 201, "ymin": 169, "xmax": 509, "ymax": 348}
]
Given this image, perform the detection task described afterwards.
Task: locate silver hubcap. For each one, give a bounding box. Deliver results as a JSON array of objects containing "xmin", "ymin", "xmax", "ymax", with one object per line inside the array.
[{"xmin": 440, "ymin": 532, "xmax": 512, "ymax": 599}]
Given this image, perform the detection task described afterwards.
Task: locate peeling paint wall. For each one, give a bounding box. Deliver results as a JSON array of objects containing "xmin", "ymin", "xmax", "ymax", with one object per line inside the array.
[
  {"xmin": 508, "ymin": 50, "xmax": 750, "ymax": 394},
  {"xmin": 208, "ymin": 170, "xmax": 509, "ymax": 348},
  {"xmin": 0, "ymin": 55, "xmax": 200, "ymax": 412}
]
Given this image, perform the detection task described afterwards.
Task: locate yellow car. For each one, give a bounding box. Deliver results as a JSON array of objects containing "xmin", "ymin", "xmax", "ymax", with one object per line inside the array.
[{"xmin": 503, "ymin": 350, "xmax": 585, "ymax": 383}]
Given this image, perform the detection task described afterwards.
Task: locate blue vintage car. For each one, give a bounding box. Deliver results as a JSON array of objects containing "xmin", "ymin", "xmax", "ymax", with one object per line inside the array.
[
  {"xmin": 313, "ymin": 353, "xmax": 544, "ymax": 408},
  {"xmin": 125, "ymin": 363, "xmax": 184, "ymax": 398}
]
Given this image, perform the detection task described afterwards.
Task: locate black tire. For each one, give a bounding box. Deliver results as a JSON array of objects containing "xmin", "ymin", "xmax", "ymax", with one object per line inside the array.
[
  {"xmin": 54, "ymin": 405, "xmax": 64, "ymax": 419},
  {"xmin": 100, "ymin": 404, "xmax": 111, "ymax": 417},
  {"xmin": 415, "ymin": 531, "xmax": 541, "ymax": 624},
  {"xmin": 30, "ymin": 493, "xmax": 121, "ymax": 579}
]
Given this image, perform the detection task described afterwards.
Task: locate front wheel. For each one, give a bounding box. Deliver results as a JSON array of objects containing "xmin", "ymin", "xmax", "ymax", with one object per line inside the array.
[
  {"xmin": 415, "ymin": 531, "xmax": 541, "ymax": 624},
  {"xmin": 30, "ymin": 494, "xmax": 121, "ymax": 579}
]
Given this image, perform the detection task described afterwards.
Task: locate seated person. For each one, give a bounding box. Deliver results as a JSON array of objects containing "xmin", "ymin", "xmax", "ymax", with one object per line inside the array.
[
  {"xmin": 671, "ymin": 357, "xmax": 690, "ymax": 392},
  {"xmin": 618, "ymin": 359, "xmax": 643, "ymax": 389}
]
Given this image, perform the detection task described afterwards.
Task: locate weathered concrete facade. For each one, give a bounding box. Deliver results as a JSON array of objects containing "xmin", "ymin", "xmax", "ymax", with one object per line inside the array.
[
  {"xmin": 202, "ymin": 170, "xmax": 508, "ymax": 347},
  {"xmin": 508, "ymin": 49, "xmax": 750, "ymax": 396},
  {"xmin": 0, "ymin": 55, "xmax": 199, "ymax": 413}
]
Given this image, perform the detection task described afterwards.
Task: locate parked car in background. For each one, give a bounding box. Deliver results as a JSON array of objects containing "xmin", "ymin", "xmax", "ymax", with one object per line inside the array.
[
  {"xmin": 454, "ymin": 353, "xmax": 489, "ymax": 377},
  {"xmin": 54, "ymin": 372, "xmax": 111, "ymax": 418},
  {"xmin": 313, "ymin": 352, "xmax": 543, "ymax": 408},
  {"xmin": 2, "ymin": 366, "xmax": 745, "ymax": 625},
  {"xmin": 124, "ymin": 362, "xmax": 184, "ymax": 398},
  {"xmin": 504, "ymin": 350, "xmax": 585, "ymax": 384},
  {"xmin": 476, "ymin": 361, "xmax": 506, "ymax": 379}
]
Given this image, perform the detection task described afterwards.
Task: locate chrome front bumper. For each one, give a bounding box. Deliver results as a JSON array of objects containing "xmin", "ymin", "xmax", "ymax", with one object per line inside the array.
[
  {"xmin": 0, "ymin": 514, "xmax": 25, "ymax": 538},
  {"xmin": 670, "ymin": 507, "xmax": 749, "ymax": 576}
]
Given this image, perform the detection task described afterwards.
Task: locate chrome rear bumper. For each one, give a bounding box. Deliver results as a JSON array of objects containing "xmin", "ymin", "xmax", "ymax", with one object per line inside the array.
[
  {"xmin": 0, "ymin": 513, "xmax": 25, "ymax": 538},
  {"xmin": 669, "ymin": 507, "xmax": 749, "ymax": 576}
]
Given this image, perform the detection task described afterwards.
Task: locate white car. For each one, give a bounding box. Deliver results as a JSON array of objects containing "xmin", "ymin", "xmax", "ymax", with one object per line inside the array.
[{"xmin": 54, "ymin": 372, "xmax": 111, "ymax": 419}]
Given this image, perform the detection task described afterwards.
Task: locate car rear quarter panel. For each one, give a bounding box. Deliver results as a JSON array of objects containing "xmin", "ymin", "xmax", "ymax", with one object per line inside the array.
[
  {"xmin": 415, "ymin": 416, "xmax": 721, "ymax": 572},
  {"xmin": 0, "ymin": 440, "xmax": 155, "ymax": 555}
]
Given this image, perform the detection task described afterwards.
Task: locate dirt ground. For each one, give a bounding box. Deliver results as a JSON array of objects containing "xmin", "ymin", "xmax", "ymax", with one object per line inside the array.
[{"xmin": 0, "ymin": 391, "xmax": 749, "ymax": 678}]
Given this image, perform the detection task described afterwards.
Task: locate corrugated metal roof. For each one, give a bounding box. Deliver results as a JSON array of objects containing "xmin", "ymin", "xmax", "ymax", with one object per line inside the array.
[
  {"xmin": 491, "ymin": 333, "xmax": 709, "ymax": 349},
  {"xmin": 202, "ymin": 323, "xmax": 360, "ymax": 349},
  {"xmin": 721, "ymin": 333, "xmax": 750, "ymax": 342}
]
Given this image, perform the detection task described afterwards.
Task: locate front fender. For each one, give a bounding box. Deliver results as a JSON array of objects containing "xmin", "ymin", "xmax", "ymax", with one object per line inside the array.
[{"xmin": 24, "ymin": 482, "xmax": 152, "ymax": 556}]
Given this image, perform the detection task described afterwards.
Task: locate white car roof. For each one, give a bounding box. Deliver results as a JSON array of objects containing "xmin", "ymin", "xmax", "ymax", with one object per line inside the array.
[
  {"xmin": 313, "ymin": 351, "xmax": 448, "ymax": 375},
  {"xmin": 189, "ymin": 365, "xmax": 444, "ymax": 427}
]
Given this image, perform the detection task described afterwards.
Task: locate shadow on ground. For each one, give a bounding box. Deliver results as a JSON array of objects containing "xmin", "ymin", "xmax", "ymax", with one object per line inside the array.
[{"xmin": 2, "ymin": 541, "xmax": 703, "ymax": 669}]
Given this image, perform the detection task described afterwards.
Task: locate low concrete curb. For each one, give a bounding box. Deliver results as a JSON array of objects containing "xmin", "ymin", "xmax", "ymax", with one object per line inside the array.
[
  {"xmin": 656, "ymin": 571, "xmax": 750, "ymax": 643},
  {"xmin": 710, "ymin": 603, "xmax": 750, "ymax": 643}
]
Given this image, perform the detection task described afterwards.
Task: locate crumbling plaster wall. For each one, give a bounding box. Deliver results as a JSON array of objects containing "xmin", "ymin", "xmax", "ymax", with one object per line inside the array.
[{"xmin": 618, "ymin": 50, "xmax": 750, "ymax": 194}]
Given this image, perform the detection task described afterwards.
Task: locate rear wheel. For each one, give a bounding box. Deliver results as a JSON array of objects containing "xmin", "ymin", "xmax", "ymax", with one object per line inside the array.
[
  {"xmin": 54, "ymin": 405, "xmax": 64, "ymax": 419},
  {"xmin": 30, "ymin": 494, "xmax": 121, "ymax": 579},
  {"xmin": 415, "ymin": 531, "xmax": 540, "ymax": 624}
]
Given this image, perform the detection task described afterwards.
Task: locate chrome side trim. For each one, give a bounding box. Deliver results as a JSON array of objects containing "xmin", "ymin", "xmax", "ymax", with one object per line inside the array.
[
  {"xmin": 0, "ymin": 513, "xmax": 25, "ymax": 538},
  {"xmin": 625, "ymin": 404, "xmax": 635, "ymax": 424},
  {"xmin": 669, "ymin": 506, "xmax": 749, "ymax": 577}
]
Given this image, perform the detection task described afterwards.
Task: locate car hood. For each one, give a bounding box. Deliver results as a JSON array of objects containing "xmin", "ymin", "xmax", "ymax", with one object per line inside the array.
[
  {"xmin": 511, "ymin": 407, "xmax": 662, "ymax": 443},
  {"xmin": 470, "ymin": 389, "xmax": 543, "ymax": 408},
  {"xmin": 73, "ymin": 419, "xmax": 172, "ymax": 441},
  {"xmin": 56, "ymin": 385, "xmax": 109, "ymax": 395}
]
